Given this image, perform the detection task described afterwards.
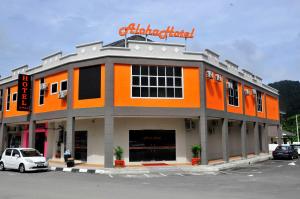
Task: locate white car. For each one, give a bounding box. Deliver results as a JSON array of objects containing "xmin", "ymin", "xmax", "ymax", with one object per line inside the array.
[{"xmin": 0, "ymin": 148, "xmax": 48, "ymax": 173}]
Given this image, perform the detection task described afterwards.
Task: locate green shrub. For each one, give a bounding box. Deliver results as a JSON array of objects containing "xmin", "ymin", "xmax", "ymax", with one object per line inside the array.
[
  {"xmin": 191, "ymin": 144, "xmax": 201, "ymax": 158},
  {"xmin": 114, "ymin": 146, "xmax": 124, "ymax": 160}
]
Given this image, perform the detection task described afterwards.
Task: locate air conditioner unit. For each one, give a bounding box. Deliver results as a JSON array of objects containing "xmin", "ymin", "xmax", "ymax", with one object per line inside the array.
[
  {"xmin": 226, "ymin": 82, "xmax": 233, "ymax": 89},
  {"xmin": 215, "ymin": 74, "xmax": 222, "ymax": 82},
  {"xmin": 185, "ymin": 119, "xmax": 195, "ymax": 131},
  {"xmin": 252, "ymin": 89, "xmax": 257, "ymax": 95},
  {"xmin": 206, "ymin": 70, "xmax": 214, "ymax": 79},
  {"xmin": 58, "ymin": 91, "xmax": 67, "ymax": 99},
  {"xmin": 40, "ymin": 83, "xmax": 48, "ymax": 91},
  {"xmin": 244, "ymin": 89, "xmax": 250, "ymax": 96}
]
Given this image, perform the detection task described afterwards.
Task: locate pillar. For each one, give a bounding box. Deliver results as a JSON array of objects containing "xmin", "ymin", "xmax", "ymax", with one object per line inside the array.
[
  {"xmin": 222, "ymin": 118, "xmax": 229, "ymax": 162},
  {"xmin": 241, "ymin": 120, "xmax": 247, "ymax": 159},
  {"xmin": 66, "ymin": 117, "xmax": 75, "ymax": 157},
  {"xmin": 200, "ymin": 116, "xmax": 208, "ymax": 165},
  {"xmin": 277, "ymin": 125, "xmax": 283, "ymax": 145},
  {"xmin": 254, "ymin": 122, "xmax": 260, "ymax": 155},
  {"xmin": 104, "ymin": 114, "xmax": 114, "ymax": 168},
  {"xmin": 28, "ymin": 120, "xmax": 36, "ymax": 148},
  {"xmin": 0, "ymin": 123, "xmax": 7, "ymax": 153},
  {"xmin": 262, "ymin": 123, "xmax": 269, "ymax": 153}
]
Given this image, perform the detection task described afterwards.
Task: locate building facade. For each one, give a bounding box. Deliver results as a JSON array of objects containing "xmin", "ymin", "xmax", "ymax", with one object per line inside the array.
[{"xmin": 0, "ymin": 36, "xmax": 280, "ymax": 168}]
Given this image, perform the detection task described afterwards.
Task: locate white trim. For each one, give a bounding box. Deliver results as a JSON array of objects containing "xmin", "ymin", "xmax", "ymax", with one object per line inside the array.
[
  {"xmin": 60, "ymin": 79, "xmax": 68, "ymax": 91},
  {"xmin": 50, "ymin": 82, "xmax": 58, "ymax": 95}
]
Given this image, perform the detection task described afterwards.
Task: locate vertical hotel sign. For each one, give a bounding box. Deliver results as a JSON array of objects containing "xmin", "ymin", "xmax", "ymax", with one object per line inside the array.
[{"xmin": 17, "ymin": 74, "xmax": 32, "ymax": 111}]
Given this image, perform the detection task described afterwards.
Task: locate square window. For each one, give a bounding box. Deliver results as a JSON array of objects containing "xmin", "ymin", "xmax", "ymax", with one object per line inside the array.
[
  {"xmin": 132, "ymin": 87, "xmax": 140, "ymax": 97},
  {"xmin": 61, "ymin": 81, "xmax": 68, "ymax": 91},
  {"xmin": 141, "ymin": 87, "xmax": 149, "ymax": 97},
  {"xmin": 150, "ymin": 77, "xmax": 157, "ymax": 86},
  {"xmin": 175, "ymin": 88, "xmax": 182, "ymax": 98},
  {"xmin": 167, "ymin": 88, "xmax": 174, "ymax": 97},
  {"xmin": 158, "ymin": 67, "xmax": 165, "ymax": 76},
  {"xmin": 166, "ymin": 67, "xmax": 173, "ymax": 76},
  {"xmin": 141, "ymin": 77, "xmax": 148, "ymax": 86},
  {"xmin": 175, "ymin": 78, "xmax": 182, "ymax": 86},
  {"xmin": 174, "ymin": 67, "xmax": 182, "ymax": 76},
  {"xmin": 149, "ymin": 67, "xmax": 157, "ymax": 76},
  {"xmin": 158, "ymin": 87, "xmax": 166, "ymax": 97},
  {"xmin": 158, "ymin": 78, "xmax": 165, "ymax": 86},
  {"xmin": 167, "ymin": 78, "xmax": 174, "ymax": 86},
  {"xmin": 150, "ymin": 87, "xmax": 157, "ymax": 97},
  {"xmin": 132, "ymin": 65, "xmax": 140, "ymax": 75},
  {"xmin": 141, "ymin": 66, "xmax": 148, "ymax": 76},
  {"xmin": 51, "ymin": 83, "xmax": 58, "ymax": 94},
  {"xmin": 132, "ymin": 76, "xmax": 139, "ymax": 86}
]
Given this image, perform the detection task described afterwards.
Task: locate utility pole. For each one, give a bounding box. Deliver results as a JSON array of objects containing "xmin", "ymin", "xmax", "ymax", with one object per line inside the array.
[{"xmin": 296, "ymin": 114, "xmax": 299, "ymax": 142}]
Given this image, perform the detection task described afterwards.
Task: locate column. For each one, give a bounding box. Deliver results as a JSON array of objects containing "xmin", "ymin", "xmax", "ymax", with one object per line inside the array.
[
  {"xmin": 28, "ymin": 120, "xmax": 36, "ymax": 148},
  {"xmin": 277, "ymin": 125, "xmax": 283, "ymax": 145},
  {"xmin": 262, "ymin": 123, "xmax": 269, "ymax": 153},
  {"xmin": 241, "ymin": 120, "xmax": 247, "ymax": 159},
  {"xmin": 200, "ymin": 116, "xmax": 208, "ymax": 165},
  {"xmin": 104, "ymin": 114, "xmax": 114, "ymax": 168},
  {"xmin": 66, "ymin": 117, "xmax": 75, "ymax": 157},
  {"xmin": 254, "ymin": 122, "xmax": 260, "ymax": 155},
  {"xmin": 222, "ymin": 118, "xmax": 229, "ymax": 162},
  {"xmin": 0, "ymin": 123, "xmax": 7, "ymax": 153}
]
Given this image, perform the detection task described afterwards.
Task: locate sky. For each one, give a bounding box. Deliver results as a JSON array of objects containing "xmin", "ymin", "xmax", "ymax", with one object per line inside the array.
[{"xmin": 0, "ymin": 0, "xmax": 299, "ymax": 83}]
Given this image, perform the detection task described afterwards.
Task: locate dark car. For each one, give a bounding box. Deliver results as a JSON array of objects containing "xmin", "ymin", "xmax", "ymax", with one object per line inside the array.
[
  {"xmin": 273, "ymin": 145, "xmax": 299, "ymax": 160},
  {"xmin": 291, "ymin": 144, "xmax": 300, "ymax": 156}
]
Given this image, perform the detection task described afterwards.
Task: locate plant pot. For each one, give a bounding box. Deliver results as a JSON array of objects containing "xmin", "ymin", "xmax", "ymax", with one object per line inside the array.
[
  {"xmin": 191, "ymin": 158, "xmax": 201, "ymax": 165},
  {"xmin": 115, "ymin": 160, "xmax": 125, "ymax": 168}
]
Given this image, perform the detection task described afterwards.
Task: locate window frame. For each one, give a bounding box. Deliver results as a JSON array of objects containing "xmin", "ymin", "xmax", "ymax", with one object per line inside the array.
[
  {"xmin": 227, "ymin": 79, "xmax": 239, "ymax": 107},
  {"xmin": 60, "ymin": 80, "xmax": 68, "ymax": 92},
  {"xmin": 50, "ymin": 82, "xmax": 58, "ymax": 95},
  {"xmin": 38, "ymin": 78, "xmax": 45, "ymax": 106},
  {"xmin": 130, "ymin": 65, "xmax": 184, "ymax": 99},
  {"xmin": 257, "ymin": 91, "xmax": 263, "ymax": 112}
]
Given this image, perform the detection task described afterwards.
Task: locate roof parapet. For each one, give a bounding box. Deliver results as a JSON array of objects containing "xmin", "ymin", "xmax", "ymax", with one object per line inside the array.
[
  {"xmin": 225, "ymin": 60, "xmax": 239, "ymax": 70},
  {"xmin": 42, "ymin": 51, "xmax": 62, "ymax": 66},
  {"xmin": 76, "ymin": 41, "xmax": 103, "ymax": 54},
  {"xmin": 11, "ymin": 65, "xmax": 28, "ymax": 77}
]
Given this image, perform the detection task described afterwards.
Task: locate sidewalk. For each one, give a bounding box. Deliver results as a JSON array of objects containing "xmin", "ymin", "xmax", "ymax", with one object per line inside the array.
[{"xmin": 49, "ymin": 154, "xmax": 272, "ymax": 175}]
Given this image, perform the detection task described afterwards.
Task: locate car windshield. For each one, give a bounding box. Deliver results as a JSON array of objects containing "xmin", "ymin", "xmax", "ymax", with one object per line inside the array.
[
  {"xmin": 20, "ymin": 149, "xmax": 41, "ymax": 157},
  {"xmin": 276, "ymin": 146, "xmax": 289, "ymax": 150},
  {"xmin": 292, "ymin": 145, "xmax": 300, "ymax": 149}
]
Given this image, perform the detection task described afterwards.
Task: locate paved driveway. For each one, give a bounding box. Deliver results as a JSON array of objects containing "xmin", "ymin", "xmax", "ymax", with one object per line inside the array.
[{"xmin": 0, "ymin": 159, "xmax": 299, "ymax": 199}]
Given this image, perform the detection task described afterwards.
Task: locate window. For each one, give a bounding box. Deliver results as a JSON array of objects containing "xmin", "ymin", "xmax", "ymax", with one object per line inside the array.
[
  {"xmin": 12, "ymin": 93, "xmax": 17, "ymax": 102},
  {"xmin": 5, "ymin": 149, "xmax": 12, "ymax": 156},
  {"xmin": 79, "ymin": 65, "xmax": 101, "ymax": 100},
  {"xmin": 51, "ymin": 83, "xmax": 58, "ymax": 94},
  {"xmin": 6, "ymin": 88, "xmax": 11, "ymax": 111},
  {"xmin": 60, "ymin": 80, "xmax": 68, "ymax": 91},
  {"xmin": 257, "ymin": 91, "xmax": 263, "ymax": 112},
  {"xmin": 0, "ymin": 89, "xmax": 3, "ymax": 111},
  {"xmin": 39, "ymin": 78, "xmax": 45, "ymax": 105},
  {"xmin": 131, "ymin": 65, "xmax": 183, "ymax": 98},
  {"xmin": 12, "ymin": 149, "xmax": 20, "ymax": 157},
  {"xmin": 228, "ymin": 79, "xmax": 239, "ymax": 106}
]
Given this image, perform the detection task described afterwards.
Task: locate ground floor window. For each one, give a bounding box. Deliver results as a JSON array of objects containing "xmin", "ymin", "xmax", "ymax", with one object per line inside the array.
[
  {"xmin": 129, "ymin": 130, "xmax": 176, "ymax": 162},
  {"xmin": 75, "ymin": 131, "xmax": 87, "ymax": 161}
]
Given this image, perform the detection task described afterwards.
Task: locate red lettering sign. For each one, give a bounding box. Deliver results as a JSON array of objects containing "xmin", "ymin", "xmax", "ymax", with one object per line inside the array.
[{"xmin": 17, "ymin": 74, "xmax": 32, "ymax": 111}]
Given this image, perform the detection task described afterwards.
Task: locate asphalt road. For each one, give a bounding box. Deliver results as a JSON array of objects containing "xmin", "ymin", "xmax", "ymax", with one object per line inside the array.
[{"xmin": 0, "ymin": 159, "xmax": 299, "ymax": 199}]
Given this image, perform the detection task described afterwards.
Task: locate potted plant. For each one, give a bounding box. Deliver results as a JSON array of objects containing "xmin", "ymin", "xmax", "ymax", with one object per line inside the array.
[
  {"xmin": 191, "ymin": 144, "xmax": 201, "ymax": 165},
  {"xmin": 114, "ymin": 146, "xmax": 125, "ymax": 168}
]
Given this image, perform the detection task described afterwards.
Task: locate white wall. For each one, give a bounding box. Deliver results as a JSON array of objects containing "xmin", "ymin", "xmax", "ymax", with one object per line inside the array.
[{"xmin": 114, "ymin": 118, "xmax": 188, "ymax": 165}]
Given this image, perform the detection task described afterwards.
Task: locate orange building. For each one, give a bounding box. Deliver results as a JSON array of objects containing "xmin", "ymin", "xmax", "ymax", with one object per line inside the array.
[{"xmin": 0, "ymin": 35, "xmax": 280, "ymax": 168}]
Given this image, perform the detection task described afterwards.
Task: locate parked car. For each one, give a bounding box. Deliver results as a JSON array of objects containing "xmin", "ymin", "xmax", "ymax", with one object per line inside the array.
[
  {"xmin": 0, "ymin": 148, "xmax": 48, "ymax": 173},
  {"xmin": 291, "ymin": 144, "xmax": 300, "ymax": 155},
  {"xmin": 272, "ymin": 145, "xmax": 299, "ymax": 160}
]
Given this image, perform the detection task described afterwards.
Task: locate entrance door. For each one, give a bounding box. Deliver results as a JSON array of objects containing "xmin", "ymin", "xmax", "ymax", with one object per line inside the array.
[
  {"xmin": 75, "ymin": 131, "xmax": 87, "ymax": 162},
  {"xmin": 35, "ymin": 133, "xmax": 46, "ymax": 155},
  {"xmin": 129, "ymin": 130, "xmax": 176, "ymax": 162}
]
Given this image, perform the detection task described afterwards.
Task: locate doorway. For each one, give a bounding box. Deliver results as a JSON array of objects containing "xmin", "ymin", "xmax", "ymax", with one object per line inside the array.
[
  {"xmin": 35, "ymin": 133, "xmax": 46, "ymax": 155},
  {"xmin": 75, "ymin": 131, "xmax": 87, "ymax": 161}
]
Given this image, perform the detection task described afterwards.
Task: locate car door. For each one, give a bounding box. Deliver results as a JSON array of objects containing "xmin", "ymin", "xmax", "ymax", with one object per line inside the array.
[
  {"xmin": 11, "ymin": 150, "xmax": 22, "ymax": 169},
  {"xmin": 3, "ymin": 149, "xmax": 13, "ymax": 168}
]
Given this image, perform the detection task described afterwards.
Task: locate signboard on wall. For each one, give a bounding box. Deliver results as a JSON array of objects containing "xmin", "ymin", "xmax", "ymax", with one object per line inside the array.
[{"xmin": 17, "ymin": 74, "xmax": 32, "ymax": 111}]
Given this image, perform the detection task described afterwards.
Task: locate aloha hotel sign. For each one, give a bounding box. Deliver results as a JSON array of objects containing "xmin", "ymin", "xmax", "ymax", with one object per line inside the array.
[{"xmin": 119, "ymin": 23, "xmax": 195, "ymax": 39}]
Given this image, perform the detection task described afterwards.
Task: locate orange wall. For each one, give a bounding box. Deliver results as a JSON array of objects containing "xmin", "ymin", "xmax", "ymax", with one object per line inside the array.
[
  {"xmin": 244, "ymin": 85, "xmax": 256, "ymax": 117},
  {"xmin": 3, "ymin": 85, "xmax": 29, "ymax": 118},
  {"xmin": 114, "ymin": 64, "xmax": 200, "ymax": 108},
  {"xmin": 206, "ymin": 71, "xmax": 224, "ymax": 111},
  {"xmin": 227, "ymin": 81, "xmax": 243, "ymax": 114},
  {"xmin": 257, "ymin": 93, "xmax": 266, "ymax": 118},
  {"xmin": 73, "ymin": 65, "xmax": 105, "ymax": 109},
  {"xmin": 266, "ymin": 95, "xmax": 279, "ymax": 121},
  {"xmin": 33, "ymin": 71, "xmax": 68, "ymax": 113}
]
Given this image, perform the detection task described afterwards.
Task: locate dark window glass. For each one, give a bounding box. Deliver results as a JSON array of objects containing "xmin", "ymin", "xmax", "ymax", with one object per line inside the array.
[
  {"xmin": 6, "ymin": 88, "xmax": 11, "ymax": 110},
  {"xmin": 141, "ymin": 77, "xmax": 148, "ymax": 86},
  {"xmin": 5, "ymin": 149, "xmax": 12, "ymax": 156},
  {"xmin": 158, "ymin": 78, "xmax": 165, "ymax": 86},
  {"xmin": 158, "ymin": 67, "xmax": 165, "ymax": 76},
  {"xmin": 12, "ymin": 150, "xmax": 20, "ymax": 157},
  {"xmin": 132, "ymin": 76, "xmax": 139, "ymax": 86},
  {"xmin": 150, "ymin": 87, "xmax": 157, "ymax": 97},
  {"xmin": 61, "ymin": 81, "xmax": 68, "ymax": 91},
  {"xmin": 175, "ymin": 88, "xmax": 182, "ymax": 98},
  {"xmin": 39, "ymin": 78, "xmax": 45, "ymax": 105},
  {"xmin": 150, "ymin": 77, "xmax": 157, "ymax": 86},
  {"xmin": 158, "ymin": 87, "xmax": 166, "ymax": 97},
  {"xmin": 174, "ymin": 67, "xmax": 182, "ymax": 76},
  {"xmin": 141, "ymin": 66, "xmax": 148, "ymax": 76},
  {"xmin": 175, "ymin": 78, "xmax": 182, "ymax": 86},
  {"xmin": 228, "ymin": 80, "xmax": 239, "ymax": 106},
  {"xmin": 167, "ymin": 88, "xmax": 174, "ymax": 97},
  {"xmin": 39, "ymin": 96, "xmax": 44, "ymax": 105},
  {"xmin": 166, "ymin": 67, "xmax": 173, "ymax": 76},
  {"xmin": 167, "ymin": 78, "xmax": 173, "ymax": 86},
  {"xmin": 51, "ymin": 83, "xmax": 58, "ymax": 94},
  {"xmin": 79, "ymin": 65, "xmax": 101, "ymax": 100},
  {"xmin": 141, "ymin": 87, "xmax": 148, "ymax": 97},
  {"xmin": 12, "ymin": 93, "xmax": 17, "ymax": 101},
  {"xmin": 132, "ymin": 87, "xmax": 140, "ymax": 97},
  {"xmin": 149, "ymin": 67, "xmax": 157, "ymax": 76},
  {"xmin": 132, "ymin": 65, "xmax": 140, "ymax": 75}
]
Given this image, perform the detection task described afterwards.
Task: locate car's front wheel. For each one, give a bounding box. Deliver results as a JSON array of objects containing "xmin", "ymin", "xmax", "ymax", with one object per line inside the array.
[
  {"xmin": 19, "ymin": 164, "xmax": 25, "ymax": 173},
  {"xmin": 0, "ymin": 162, "xmax": 5, "ymax": 171}
]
